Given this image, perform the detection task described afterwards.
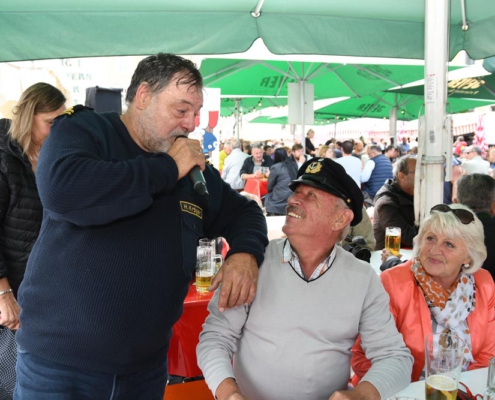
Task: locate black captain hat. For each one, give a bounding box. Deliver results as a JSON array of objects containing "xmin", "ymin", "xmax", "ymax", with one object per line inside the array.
[{"xmin": 289, "ymin": 158, "xmax": 364, "ymax": 226}]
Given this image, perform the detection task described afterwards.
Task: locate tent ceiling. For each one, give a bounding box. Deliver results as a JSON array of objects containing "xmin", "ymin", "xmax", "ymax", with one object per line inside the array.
[{"xmin": 1, "ymin": 0, "xmax": 495, "ymax": 62}]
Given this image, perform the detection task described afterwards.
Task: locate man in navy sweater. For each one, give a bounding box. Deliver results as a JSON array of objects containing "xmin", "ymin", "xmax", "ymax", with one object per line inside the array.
[{"xmin": 14, "ymin": 54, "xmax": 268, "ymax": 400}]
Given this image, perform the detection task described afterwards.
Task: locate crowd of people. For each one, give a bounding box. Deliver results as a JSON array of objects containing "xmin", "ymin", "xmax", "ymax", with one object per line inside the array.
[{"xmin": 0, "ymin": 53, "xmax": 494, "ymax": 400}]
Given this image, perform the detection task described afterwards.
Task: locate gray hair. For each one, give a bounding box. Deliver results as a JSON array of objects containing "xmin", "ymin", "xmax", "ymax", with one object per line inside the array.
[
  {"xmin": 251, "ymin": 141, "xmax": 264, "ymax": 150},
  {"xmin": 470, "ymin": 145, "xmax": 482, "ymax": 156},
  {"xmin": 412, "ymin": 203, "xmax": 486, "ymax": 274},
  {"xmin": 457, "ymin": 174, "xmax": 495, "ymax": 213},
  {"xmin": 231, "ymin": 139, "xmax": 242, "ymax": 149},
  {"xmin": 393, "ymin": 155, "xmax": 416, "ymax": 180}
]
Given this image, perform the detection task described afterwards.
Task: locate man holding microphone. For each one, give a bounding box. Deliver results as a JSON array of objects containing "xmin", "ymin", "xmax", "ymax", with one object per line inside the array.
[{"xmin": 14, "ymin": 54, "xmax": 268, "ymax": 400}]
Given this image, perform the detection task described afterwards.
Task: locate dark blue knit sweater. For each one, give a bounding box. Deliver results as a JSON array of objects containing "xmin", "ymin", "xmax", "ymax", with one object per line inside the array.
[{"xmin": 16, "ymin": 108, "xmax": 268, "ymax": 374}]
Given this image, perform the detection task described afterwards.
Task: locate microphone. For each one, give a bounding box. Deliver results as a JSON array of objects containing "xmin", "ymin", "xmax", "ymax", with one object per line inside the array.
[
  {"xmin": 189, "ymin": 167, "xmax": 209, "ymax": 197},
  {"xmin": 175, "ymin": 135, "xmax": 209, "ymax": 197}
]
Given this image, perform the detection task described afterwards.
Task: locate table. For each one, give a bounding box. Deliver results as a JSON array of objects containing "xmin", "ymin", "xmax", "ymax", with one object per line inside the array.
[
  {"xmin": 164, "ymin": 379, "xmax": 213, "ymax": 400},
  {"xmin": 243, "ymin": 178, "xmax": 268, "ymax": 200},
  {"xmin": 369, "ymin": 249, "xmax": 413, "ymax": 275},
  {"xmin": 167, "ymin": 284, "xmax": 214, "ymax": 378},
  {"xmin": 391, "ymin": 367, "xmax": 488, "ymax": 398}
]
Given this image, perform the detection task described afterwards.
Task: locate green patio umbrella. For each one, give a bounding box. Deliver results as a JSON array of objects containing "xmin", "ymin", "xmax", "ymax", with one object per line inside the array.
[
  {"xmin": 314, "ymin": 93, "xmax": 495, "ymax": 121},
  {"xmin": 220, "ymin": 97, "xmax": 287, "ymax": 117},
  {"xmin": 249, "ymin": 115, "xmax": 348, "ymax": 126},
  {"xmin": 390, "ymin": 74, "xmax": 495, "ymax": 100},
  {"xmin": 1, "ymin": 0, "xmax": 495, "ymax": 62},
  {"xmin": 200, "ymin": 59, "xmax": 427, "ymax": 101}
]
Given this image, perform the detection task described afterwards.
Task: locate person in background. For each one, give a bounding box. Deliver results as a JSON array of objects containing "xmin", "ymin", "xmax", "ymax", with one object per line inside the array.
[
  {"xmin": 198, "ymin": 158, "xmax": 413, "ymax": 400},
  {"xmin": 335, "ymin": 140, "xmax": 362, "ymax": 188},
  {"xmin": 360, "ymin": 145, "xmax": 393, "ymax": 201},
  {"xmin": 317, "ymin": 145, "xmax": 335, "ymax": 159},
  {"xmin": 0, "ymin": 83, "xmax": 66, "ymax": 399},
  {"xmin": 373, "ymin": 155, "xmax": 417, "ymax": 250},
  {"xmin": 487, "ymin": 147, "xmax": 495, "ymax": 170},
  {"xmin": 243, "ymin": 143, "xmax": 252, "ymax": 155},
  {"xmin": 461, "ymin": 145, "xmax": 490, "ymax": 175},
  {"xmin": 453, "ymin": 135, "xmax": 468, "ymax": 156},
  {"xmin": 384, "ymin": 145, "xmax": 399, "ymax": 163},
  {"xmin": 263, "ymin": 144, "xmax": 273, "ymax": 159},
  {"xmin": 305, "ymin": 128, "xmax": 316, "ymax": 156},
  {"xmin": 456, "ymin": 173, "xmax": 495, "ymax": 280},
  {"xmin": 291, "ymin": 143, "xmax": 309, "ymax": 168},
  {"xmin": 218, "ymin": 140, "xmax": 232, "ymax": 174},
  {"xmin": 239, "ymin": 141, "xmax": 273, "ymax": 181},
  {"xmin": 352, "ymin": 203, "xmax": 495, "ymax": 383},
  {"xmin": 14, "ymin": 54, "xmax": 268, "ymax": 400},
  {"xmin": 202, "ymin": 125, "xmax": 217, "ymax": 159},
  {"xmin": 222, "ymin": 139, "xmax": 249, "ymax": 191},
  {"xmin": 398, "ymin": 137, "xmax": 410, "ymax": 156},
  {"xmin": 352, "ymin": 139, "xmax": 365, "ymax": 160},
  {"xmin": 264, "ymin": 148, "xmax": 298, "ymax": 216},
  {"xmin": 283, "ymin": 145, "xmax": 292, "ymax": 157}
]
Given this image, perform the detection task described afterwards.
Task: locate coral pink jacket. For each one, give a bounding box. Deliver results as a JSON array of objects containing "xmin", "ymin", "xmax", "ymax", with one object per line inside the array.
[{"xmin": 352, "ymin": 260, "xmax": 495, "ymax": 384}]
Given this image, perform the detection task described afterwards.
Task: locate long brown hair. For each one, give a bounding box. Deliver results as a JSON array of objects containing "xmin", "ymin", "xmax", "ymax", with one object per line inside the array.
[{"xmin": 8, "ymin": 83, "xmax": 66, "ymax": 155}]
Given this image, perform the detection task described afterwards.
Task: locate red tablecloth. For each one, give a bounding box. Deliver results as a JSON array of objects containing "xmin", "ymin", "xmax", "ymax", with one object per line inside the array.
[
  {"xmin": 243, "ymin": 178, "xmax": 268, "ymax": 199},
  {"xmin": 164, "ymin": 379, "xmax": 213, "ymax": 399},
  {"xmin": 168, "ymin": 284, "xmax": 214, "ymax": 377}
]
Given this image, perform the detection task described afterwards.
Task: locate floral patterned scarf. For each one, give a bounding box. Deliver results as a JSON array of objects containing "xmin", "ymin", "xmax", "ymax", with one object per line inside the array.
[{"xmin": 411, "ymin": 258, "xmax": 475, "ymax": 369}]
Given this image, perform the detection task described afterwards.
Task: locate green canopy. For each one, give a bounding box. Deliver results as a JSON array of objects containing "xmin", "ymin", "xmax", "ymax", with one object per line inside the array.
[
  {"xmin": 1, "ymin": 0, "xmax": 495, "ymax": 62},
  {"xmin": 249, "ymin": 115, "xmax": 348, "ymax": 126},
  {"xmin": 201, "ymin": 59, "xmax": 427, "ymax": 100},
  {"xmin": 220, "ymin": 97, "xmax": 287, "ymax": 117},
  {"xmin": 390, "ymin": 74, "xmax": 495, "ymax": 100},
  {"xmin": 314, "ymin": 93, "xmax": 495, "ymax": 121}
]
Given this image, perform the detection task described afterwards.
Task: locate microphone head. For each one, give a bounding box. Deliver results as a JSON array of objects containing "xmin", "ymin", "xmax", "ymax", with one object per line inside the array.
[{"xmin": 194, "ymin": 181, "xmax": 209, "ymax": 197}]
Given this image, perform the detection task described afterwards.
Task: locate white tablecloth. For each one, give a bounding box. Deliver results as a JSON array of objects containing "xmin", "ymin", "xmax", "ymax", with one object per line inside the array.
[
  {"xmin": 390, "ymin": 368, "xmax": 488, "ymax": 399},
  {"xmin": 369, "ymin": 249, "xmax": 413, "ymax": 274}
]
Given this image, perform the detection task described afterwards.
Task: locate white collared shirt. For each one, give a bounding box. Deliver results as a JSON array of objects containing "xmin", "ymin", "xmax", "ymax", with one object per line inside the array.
[{"xmin": 282, "ymin": 239, "xmax": 336, "ymax": 281}]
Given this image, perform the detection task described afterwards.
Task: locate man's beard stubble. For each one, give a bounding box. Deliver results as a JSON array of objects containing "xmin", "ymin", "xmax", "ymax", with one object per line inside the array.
[{"xmin": 138, "ymin": 104, "xmax": 184, "ymax": 154}]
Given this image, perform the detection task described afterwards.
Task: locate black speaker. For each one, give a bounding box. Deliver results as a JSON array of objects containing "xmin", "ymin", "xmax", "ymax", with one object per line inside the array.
[{"xmin": 85, "ymin": 86, "xmax": 123, "ymax": 113}]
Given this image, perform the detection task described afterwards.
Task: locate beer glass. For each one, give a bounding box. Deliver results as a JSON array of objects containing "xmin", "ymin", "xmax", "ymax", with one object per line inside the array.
[
  {"xmin": 261, "ymin": 167, "xmax": 269, "ymax": 179},
  {"xmin": 425, "ymin": 333, "xmax": 465, "ymax": 400},
  {"xmin": 385, "ymin": 227, "xmax": 401, "ymax": 256},
  {"xmin": 196, "ymin": 260, "xmax": 215, "ymax": 293},
  {"xmin": 483, "ymin": 357, "xmax": 495, "ymax": 400}
]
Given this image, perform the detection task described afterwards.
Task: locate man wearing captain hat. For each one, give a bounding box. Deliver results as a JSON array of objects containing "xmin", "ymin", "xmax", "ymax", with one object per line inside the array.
[{"xmin": 197, "ymin": 158, "xmax": 413, "ymax": 400}]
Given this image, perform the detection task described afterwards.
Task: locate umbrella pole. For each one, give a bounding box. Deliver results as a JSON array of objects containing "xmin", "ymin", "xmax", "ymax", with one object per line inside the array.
[
  {"xmin": 389, "ymin": 106, "xmax": 397, "ymax": 142},
  {"xmin": 234, "ymin": 99, "xmax": 241, "ymax": 140},
  {"xmin": 300, "ymin": 81, "xmax": 306, "ymax": 152},
  {"xmin": 417, "ymin": 0, "xmax": 449, "ymax": 223}
]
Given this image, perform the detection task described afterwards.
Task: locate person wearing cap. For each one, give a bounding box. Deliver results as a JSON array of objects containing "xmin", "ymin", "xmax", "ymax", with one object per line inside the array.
[{"xmin": 197, "ymin": 158, "xmax": 413, "ymax": 400}]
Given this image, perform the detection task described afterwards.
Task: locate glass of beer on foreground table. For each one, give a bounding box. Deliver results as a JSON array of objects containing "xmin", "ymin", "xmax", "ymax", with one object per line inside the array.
[
  {"xmin": 385, "ymin": 227, "xmax": 401, "ymax": 255},
  {"xmin": 425, "ymin": 333, "xmax": 465, "ymax": 400},
  {"xmin": 196, "ymin": 239, "xmax": 215, "ymax": 293}
]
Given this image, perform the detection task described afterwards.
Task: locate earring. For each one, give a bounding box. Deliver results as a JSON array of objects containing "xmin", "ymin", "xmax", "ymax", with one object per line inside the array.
[{"xmin": 462, "ymin": 263, "xmax": 470, "ymax": 269}]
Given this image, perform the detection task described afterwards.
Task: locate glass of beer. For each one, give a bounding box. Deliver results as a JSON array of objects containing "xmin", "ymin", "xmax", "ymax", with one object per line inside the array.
[
  {"xmin": 385, "ymin": 227, "xmax": 401, "ymax": 256},
  {"xmin": 425, "ymin": 333, "xmax": 465, "ymax": 400},
  {"xmin": 196, "ymin": 260, "xmax": 215, "ymax": 293}
]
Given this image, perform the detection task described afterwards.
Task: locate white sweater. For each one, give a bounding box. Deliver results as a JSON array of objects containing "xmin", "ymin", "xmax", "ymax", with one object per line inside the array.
[{"xmin": 197, "ymin": 239, "xmax": 413, "ymax": 399}]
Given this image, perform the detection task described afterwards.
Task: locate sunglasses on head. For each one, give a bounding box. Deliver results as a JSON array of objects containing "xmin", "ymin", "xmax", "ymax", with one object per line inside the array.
[{"xmin": 430, "ymin": 204, "xmax": 475, "ymax": 225}]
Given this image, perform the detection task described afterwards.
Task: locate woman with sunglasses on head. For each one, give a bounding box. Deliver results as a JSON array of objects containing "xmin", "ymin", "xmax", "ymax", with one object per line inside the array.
[{"xmin": 351, "ymin": 203, "xmax": 495, "ymax": 384}]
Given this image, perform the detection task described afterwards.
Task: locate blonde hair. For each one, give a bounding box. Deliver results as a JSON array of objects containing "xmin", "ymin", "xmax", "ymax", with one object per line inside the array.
[
  {"xmin": 412, "ymin": 203, "xmax": 486, "ymax": 273},
  {"xmin": 8, "ymin": 83, "xmax": 66, "ymax": 155},
  {"xmin": 318, "ymin": 145, "xmax": 334, "ymax": 158}
]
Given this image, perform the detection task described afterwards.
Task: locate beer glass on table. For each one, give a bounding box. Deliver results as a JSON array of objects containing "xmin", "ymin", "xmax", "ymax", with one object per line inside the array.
[
  {"xmin": 425, "ymin": 333, "xmax": 465, "ymax": 400},
  {"xmin": 196, "ymin": 260, "xmax": 215, "ymax": 293},
  {"xmin": 385, "ymin": 227, "xmax": 401, "ymax": 256}
]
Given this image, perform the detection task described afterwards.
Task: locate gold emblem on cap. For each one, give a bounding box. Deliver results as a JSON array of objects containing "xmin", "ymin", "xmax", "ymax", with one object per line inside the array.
[{"xmin": 305, "ymin": 161, "xmax": 322, "ymax": 174}]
